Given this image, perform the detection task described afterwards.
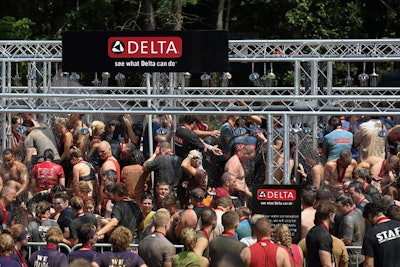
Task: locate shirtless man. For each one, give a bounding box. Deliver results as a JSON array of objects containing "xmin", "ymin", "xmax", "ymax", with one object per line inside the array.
[
  {"xmin": 0, "ymin": 149, "xmax": 30, "ymax": 225},
  {"xmin": 225, "ymin": 145, "xmax": 256, "ymax": 206},
  {"xmin": 0, "ymin": 149, "xmax": 29, "ymax": 199},
  {"xmin": 97, "ymin": 141, "xmax": 121, "ymax": 213},
  {"xmin": 357, "ymin": 155, "xmax": 400, "ymax": 184},
  {"xmin": 98, "ymin": 141, "xmax": 121, "ymax": 183},
  {"xmin": 324, "ymin": 150, "xmax": 357, "ymax": 193},
  {"xmin": 301, "ymin": 189, "xmax": 316, "ymax": 239}
]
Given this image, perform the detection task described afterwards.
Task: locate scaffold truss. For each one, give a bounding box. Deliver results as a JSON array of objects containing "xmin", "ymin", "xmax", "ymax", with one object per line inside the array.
[{"xmin": 1, "ymin": 39, "xmax": 400, "ymax": 184}]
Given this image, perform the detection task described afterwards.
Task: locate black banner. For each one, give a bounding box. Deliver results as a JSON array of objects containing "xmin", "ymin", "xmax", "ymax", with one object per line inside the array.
[
  {"xmin": 62, "ymin": 31, "xmax": 229, "ymax": 72},
  {"xmin": 252, "ymin": 184, "xmax": 302, "ymax": 244}
]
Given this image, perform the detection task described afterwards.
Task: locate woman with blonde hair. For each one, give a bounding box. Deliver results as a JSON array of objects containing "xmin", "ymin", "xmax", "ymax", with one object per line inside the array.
[
  {"xmin": 28, "ymin": 226, "xmax": 68, "ymax": 266},
  {"xmin": 272, "ymin": 224, "xmax": 303, "ymax": 267},
  {"xmin": 0, "ymin": 234, "xmax": 20, "ymax": 266},
  {"xmin": 88, "ymin": 120, "xmax": 106, "ymax": 159},
  {"xmin": 93, "ymin": 226, "xmax": 147, "ymax": 267},
  {"xmin": 172, "ymin": 228, "xmax": 209, "ymax": 267},
  {"xmin": 6, "ymin": 224, "xmax": 30, "ymax": 267},
  {"xmin": 69, "ymin": 146, "xmax": 97, "ymax": 199}
]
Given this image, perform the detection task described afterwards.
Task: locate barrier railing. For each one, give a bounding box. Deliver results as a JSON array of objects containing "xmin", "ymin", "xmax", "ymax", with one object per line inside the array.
[
  {"xmin": 26, "ymin": 242, "xmax": 185, "ymax": 258},
  {"xmin": 27, "ymin": 242, "xmax": 361, "ymax": 266}
]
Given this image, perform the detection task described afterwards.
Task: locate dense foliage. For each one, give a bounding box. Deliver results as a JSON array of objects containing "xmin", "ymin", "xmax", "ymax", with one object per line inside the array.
[
  {"xmin": 1, "ymin": 0, "xmax": 398, "ymax": 87},
  {"xmin": 1, "ymin": 0, "xmax": 399, "ymax": 40}
]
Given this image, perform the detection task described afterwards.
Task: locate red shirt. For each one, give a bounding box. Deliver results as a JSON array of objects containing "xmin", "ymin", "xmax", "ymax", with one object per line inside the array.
[
  {"xmin": 249, "ymin": 239, "xmax": 278, "ymax": 267},
  {"xmin": 32, "ymin": 161, "xmax": 65, "ymax": 193}
]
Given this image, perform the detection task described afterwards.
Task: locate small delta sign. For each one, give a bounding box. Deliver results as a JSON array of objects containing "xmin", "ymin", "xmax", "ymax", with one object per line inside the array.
[
  {"xmin": 252, "ymin": 184, "xmax": 302, "ymax": 244},
  {"xmin": 62, "ymin": 31, "xmax": 229, "ymax": 72}
]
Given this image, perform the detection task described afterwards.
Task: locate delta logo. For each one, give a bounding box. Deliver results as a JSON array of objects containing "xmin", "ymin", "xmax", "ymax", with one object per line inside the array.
[
  {"xmin": 257, "ymin": 189, "xmax": 296, "ymax": 201},
  {"xmin": 108, "ymin": 37, "xmax": 182, "ymax": 58}
]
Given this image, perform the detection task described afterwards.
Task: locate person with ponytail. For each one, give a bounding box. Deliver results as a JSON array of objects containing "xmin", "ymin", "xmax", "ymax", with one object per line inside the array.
[
  {"xmin": 0, "ymin": 234, "xmax": 20, "ymax": 267},
  {"xmin": 6, "ymin": 224, "xmax": 30, "ymax": 267},
  {"xmin": 68, "ymin": 223, "xmax": 99, "ymax": 263},
  {"xmin": 272, "ymin": 224, "xmax": 303, "ymax": 267}
]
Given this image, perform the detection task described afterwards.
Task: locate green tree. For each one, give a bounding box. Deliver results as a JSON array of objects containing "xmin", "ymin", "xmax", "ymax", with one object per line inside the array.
[
  {"xmin": 285, "ymin": 0, "xmax": 363, "ymax": 38},
  {"xmin": 0, "ymin": 16, "xmax": 34, "ymax": 39}
]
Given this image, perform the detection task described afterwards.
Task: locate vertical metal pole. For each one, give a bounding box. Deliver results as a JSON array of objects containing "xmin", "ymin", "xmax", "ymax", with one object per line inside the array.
[
  {"xmin": 267, "ymin": 114, "xmax": 273, "ymax": 184},
  {"xmin": 294, "ymin": 61, "xmax": 301, "ymax": 96},
  {"xmin": 146, "ymin": 73, "xmax": 155, "ymax": 190},
  {"xmin": 326, "ymin": 61, "xmax": 333, "ymax": 95},
  {"xmin": 1, "ymin": 61, "xmax": 7, "ymax": 151},
  {"xmin": 283, "ymin": 114, "xmax": 290, "ymax": 184},
  {"xmin": 6, "ymin": 62, "xmax": 12, "ymax": 149},
  {"xmin": 147, "ymin": 73, "xmax": 153, "ymax": 158}
]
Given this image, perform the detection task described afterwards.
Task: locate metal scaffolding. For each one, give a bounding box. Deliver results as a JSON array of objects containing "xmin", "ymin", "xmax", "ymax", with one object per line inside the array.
[{"xmin": 1, "ymin": 39, "xmax": 400, "ymax": 184}]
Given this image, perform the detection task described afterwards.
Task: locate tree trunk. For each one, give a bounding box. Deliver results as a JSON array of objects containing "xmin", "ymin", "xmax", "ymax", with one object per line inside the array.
[
  {"xmin": 143, "ymin": 0, "xmax": 156, "ymax": 30},
  {"xmin": 224, "ymin": 0, "xmax": 231, "ymax": 30},
  {"xmin": 216, "ymin": 0, "xmax": 225, "ymax": 30},
  {"xmin": 171, "ymin": 0, "xmax": 182, "ymax": 30}
]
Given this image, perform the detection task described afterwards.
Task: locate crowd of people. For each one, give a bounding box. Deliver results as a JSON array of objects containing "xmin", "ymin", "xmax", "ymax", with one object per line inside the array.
[{"xmin": 0, "ymin": 112, "xmax": 399, "ymax": 266}]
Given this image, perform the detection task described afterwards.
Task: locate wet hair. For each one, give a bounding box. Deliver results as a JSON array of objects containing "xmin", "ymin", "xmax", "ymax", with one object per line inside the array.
[
  {"xmin": 131, "ymin": 149, "xmax": 145, "ymax": 165},
  {"xmin": 354, "ymin": 168, "xmax": 372, "ymax": 184},
  {"xmin": 335, "ymin": 194, "xmax": 354, "ymax": 207},
  {"xmin": 53, "ymin": 192, "xmax": 69, "ymax": 203},
  {"xmin": 77, "ymin": 223, "xmax": 96, "ymax": 244},
  {"xmin": 348, "ymin": 181, "xmax": 365, "ymax": 194},
  {"xmin": 70, "ymin": 196, "xmax": 84, "ymax": 211},
  {"xmin": 328, "ymin": 116, "xmax": 341, "ymax": 128},
  {"xmin": 316, "ymin": 187, "xmax": 334, "ymax": 202},
  {"xmin": 69, "ymin": 146, "xmax": 83, "ymax": 158},
  {"xmin": 302, "ymin": 189, "xmax": 316, "ymax": 207},
  {"xmin": 156, "ymin": 179, "xmax": 170, "ymax": 188},
  {"xmin": 83, "ymin": 197, "xmax": 96, "ymax": 206},
  {"xmin": 339, "ymin": 150, "xmax": 353, "ymax": 165},
  {"xmin": 386, "ymin": 204, "xmax": 400, "ymax": 221},
  {"xmin": 160, "ymin": 195, "xmax": 177, "ymax": 209},
  {"xmin": 109, "ymin": 226, "xmax": 132, "ymax": 250},
  {"xmin": 2, "ymin": 148, "xmax": 12, "ymax": 156},
  {"xmin": 43, "ymin": 149, "xmax": 55, "ymax": 161},
  {"xmin": 315, "ymin": 199, "xmax": 336, "ymax": 222},
  {"xmin": 51, "ymin": 184, "xmax": 66, "ymax": 194},
  {"xmin": 272, "ymin": 224, "xmax": 293, "ymax": 255},
  {"xmin": 363, "ymin": 202, "xmax": 385, "ymax": 218},
  {"xmin": 189, "ymin": 188, "xmax": 205, "ymax": 201},
  {"xmin": 179, "ymin": 228, "xmax": 197, "ymax": 250},
  {"xmin": 111, "ymin": 183, "xmax": 128, "ymax": 197},
  {"xmin": 36, "ymin": 201, "xmax": 51, "ymax": 219},
  {"xmin": 182, "ymin": 115, "xmax": 199, "ymax": 125},
  {"xmin": 141, "ymin": 193, "xmax": 153, "ymax": 203},
  {"xmin": 22, "ymin": 119, "xmax": 34, "ymax": 128},
  {"xmin": 102, "ymin": 169, "xmax": 118, "ymax": 183}
]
